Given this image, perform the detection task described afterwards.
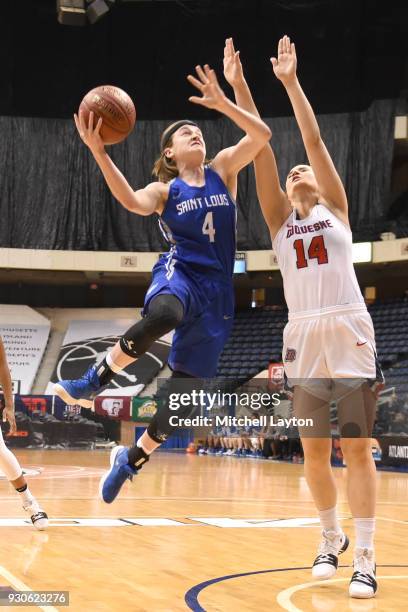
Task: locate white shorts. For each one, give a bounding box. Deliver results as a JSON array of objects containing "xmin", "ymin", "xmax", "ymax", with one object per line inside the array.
[{"xmin": 282, "ymin": 304, "xmax": 380, "ymax": 380}]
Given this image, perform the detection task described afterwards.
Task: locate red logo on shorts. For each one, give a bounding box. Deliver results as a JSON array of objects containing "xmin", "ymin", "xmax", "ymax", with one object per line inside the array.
[
  {"xmin": 356, "ymin": 341, "xmax": 367, "ymax": 346},
  {"xmin": 285, "ymin": 348, "xmax": 297, "ymax": 362}
]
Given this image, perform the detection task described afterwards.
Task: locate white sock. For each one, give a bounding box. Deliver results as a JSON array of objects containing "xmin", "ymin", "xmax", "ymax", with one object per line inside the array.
[
  {"xmin": 354, "ymin": 517, "xmax": 375, "ymax": 550},
  {"xmin": 137, "ymin": 437, "xmax": 154, "ymax": 455},
  {"xmin": 16, "ymin": 484, "xmax": 34, "ymax": 506},
  {"xmin": 318, "ymin": 506, "xmax": 342, "ymax": 533}
]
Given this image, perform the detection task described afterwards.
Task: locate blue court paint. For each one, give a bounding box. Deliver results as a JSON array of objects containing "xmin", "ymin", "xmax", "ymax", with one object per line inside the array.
[
  {"xmin": 185, "ymin": 566, "xmax": 310, "ymax": 611},
  {"xmin": 184, "ymin": 564, "xmax": 408, "ymax": 611}
]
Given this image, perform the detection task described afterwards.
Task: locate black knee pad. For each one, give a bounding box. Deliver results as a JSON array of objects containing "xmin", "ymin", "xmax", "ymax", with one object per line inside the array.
[
  {"xmin": 147, "ymin": 370, "xmax": 199, "ymax": 443},
  {"xmin": 120, "ymin": 294, "xmax": 184, "ymax": 358}
]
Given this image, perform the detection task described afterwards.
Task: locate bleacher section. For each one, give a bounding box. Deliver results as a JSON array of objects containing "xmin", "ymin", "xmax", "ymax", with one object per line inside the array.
[
  {"xmin": 380, "ymin": 358, "xmax": 408, "ymax": 396},
  {"xmin": 369, "ymin": 300, "xmax": 408, "ymax": 368},
  {"xmin": 217, "ymin": 307, "xmax": 287, "ymax": 380}
]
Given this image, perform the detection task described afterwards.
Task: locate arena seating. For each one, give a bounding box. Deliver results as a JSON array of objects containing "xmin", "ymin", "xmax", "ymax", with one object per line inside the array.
[
  {"xmin": 380, "ymin": 358, "xmax": 408, "ymax": 395},
  {"xmin": 368, "ymin": 298, "xmax": 408, "ymax": 369},
  {"xmin": 217, "ymin": 306, "xmax": 287, "ymax": 381}
]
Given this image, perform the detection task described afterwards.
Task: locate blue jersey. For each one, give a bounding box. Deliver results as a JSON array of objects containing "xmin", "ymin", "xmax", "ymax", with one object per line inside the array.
[
  {"xmin": 144, "ymin": 166, "xmax": 236, "ymax": 378},
  {"xmin": 158, "ymin": 166, "xmax": 236, "ymax": 279}
]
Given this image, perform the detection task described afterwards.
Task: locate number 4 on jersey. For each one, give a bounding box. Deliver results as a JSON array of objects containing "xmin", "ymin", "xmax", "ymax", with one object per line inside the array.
[
  {"xmin": 294, "ymin": 235, "xmax": 328, "ymax": 269},
  {"xmin": 202, "ymin": 211, "xmax": 216, "ymax": 243}
]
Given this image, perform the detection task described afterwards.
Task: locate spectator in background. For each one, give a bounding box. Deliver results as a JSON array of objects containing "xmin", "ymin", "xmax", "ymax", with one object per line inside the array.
[
  {"xmin": 389, "ymin": 409, "xmax": 408, "ymax": 435},
  {"xmin": 249, "ymin": 424, "xmax": 263, "ymax": 458},
  {"xmin": 260, "ymin": 416, "xmax": 276, "ymax": 458}
]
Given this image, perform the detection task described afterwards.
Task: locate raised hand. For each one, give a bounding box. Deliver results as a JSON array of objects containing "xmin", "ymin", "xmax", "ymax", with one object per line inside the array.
[
  {"xmin": 223, "ymin": 37, "xmax": 244, "ymax": 88},
  {"xmin": 271, "ymin": 35, "xmax": 297, "ymax": 85},
  {"xmin": 74, "ymin": 110, "xmax": 105, "ymax": 155},
  {"xmin": 187, "ymin": 65, "xmax": 228, "ymax": 111}
]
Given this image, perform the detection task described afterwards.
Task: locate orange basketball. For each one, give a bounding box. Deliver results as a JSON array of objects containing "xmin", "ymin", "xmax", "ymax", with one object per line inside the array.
[{"xmin": 79, "ymin": 85, "xmax": 136, "ymax": 145}]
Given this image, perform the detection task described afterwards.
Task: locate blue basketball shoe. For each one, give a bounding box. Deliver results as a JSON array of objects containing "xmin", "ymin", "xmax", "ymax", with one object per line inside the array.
[
  {"xmin": 99, "ymin": 446, "xmax": 137, "ymax": 504},
  {"xmin": 53, "ymin": 365, "xmax": 105, "ymax": 408}
]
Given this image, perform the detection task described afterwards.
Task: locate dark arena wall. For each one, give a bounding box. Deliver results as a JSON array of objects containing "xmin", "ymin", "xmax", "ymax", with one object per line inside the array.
[
  {"xmin": 0, "ymin": 1, "xmax": 406, "ymax": 251},
  {"xmin": 0, "ymin": 0, "xmax": 406, "ymax": 120}
]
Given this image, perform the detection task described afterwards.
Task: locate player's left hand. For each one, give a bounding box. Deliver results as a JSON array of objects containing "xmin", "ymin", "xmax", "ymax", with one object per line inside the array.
[
  {"xmin": 3, "ymin": 403, "xmax": 17, "ymax": 434},
  {"xmin": 188, "ymin": 65, "xmax": 228, "ymax": 111},
  {"xmin": 223, "ymin": 38, "xmax": 244, "ymax": 88},
  {"xmin": 271, "ymin": 35, "xmax": 297, "ymax": 85}
]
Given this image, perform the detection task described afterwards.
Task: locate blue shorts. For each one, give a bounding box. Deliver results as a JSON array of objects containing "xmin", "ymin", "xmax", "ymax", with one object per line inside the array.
[{"xmin": 144, "ymin": 257, "xmax": 234, "ymax": 378}]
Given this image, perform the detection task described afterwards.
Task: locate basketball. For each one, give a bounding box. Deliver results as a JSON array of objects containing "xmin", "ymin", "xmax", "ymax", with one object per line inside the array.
[{"xmin": 79, "ymin": 85, "xmax": 136, "ymax": 145}]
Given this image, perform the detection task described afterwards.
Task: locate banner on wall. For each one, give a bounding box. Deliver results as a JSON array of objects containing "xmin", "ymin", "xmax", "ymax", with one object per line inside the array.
[
  {"xmin": 94, "ymin": 396, "xmax": 132, "ymax": 420},
  {"xmin": 332, "ymin": 436, "xmax": 408, "ymax": 468},
  {"xmin": 0, "ymin": 323, "xmax": 50, "ymax": 394},
  {"xmin": 17, "ymin": 395, "xmax": 50, "ymax": 416},
  {"xmin": 46, "ymin": 320, "xmax": 172, "ymax": 397},
  {"xmin": 377, "ymin": 436, "xmax": 408, "ymax": 467},
  {"xmin": 131, "ymin": 397, "xmax": 158, "ymax": 422}
]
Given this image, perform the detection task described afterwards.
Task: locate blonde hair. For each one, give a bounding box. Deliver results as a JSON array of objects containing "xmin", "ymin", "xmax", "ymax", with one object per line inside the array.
[{"xmin": 152, "ymin": 138, "xmax": 179, "ymax": 183}]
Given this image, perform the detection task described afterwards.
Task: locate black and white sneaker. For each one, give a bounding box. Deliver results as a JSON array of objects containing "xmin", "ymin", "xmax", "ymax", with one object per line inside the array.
[
  {"xmin": 23, "ymin": 499, "xmax": 49, "ymax": 531},
  {"xmin": 312, "ymin": 529, "xmax": 349, "ymax": 579},
  {"xmin": 349, "ymin": 547, "xmax": 377, "ymax": 598}
]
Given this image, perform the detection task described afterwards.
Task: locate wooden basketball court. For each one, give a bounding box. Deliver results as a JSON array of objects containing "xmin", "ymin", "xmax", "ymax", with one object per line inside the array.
[{"xmin": 0, "ymin": 450, "xmax": 407, "ymax": 611}]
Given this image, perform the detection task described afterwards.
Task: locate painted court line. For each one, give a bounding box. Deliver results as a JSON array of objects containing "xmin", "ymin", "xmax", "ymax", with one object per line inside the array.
[
  {"xmin": 185, "ymin": 566, "xmax": 408, "ymax": 612},
  {"xmin": 0, "ymin": 565, "xmax": 59, "ymax": 612},
  {"xmin": 276, "ymin": 574, "xmax": 408, "ymax": 612}
]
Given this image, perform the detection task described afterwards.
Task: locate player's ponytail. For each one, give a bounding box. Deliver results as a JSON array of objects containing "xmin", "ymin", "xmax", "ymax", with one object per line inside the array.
[{"xmin": 152, "ymin": 145, "xmax": 179, "ymax": 183}]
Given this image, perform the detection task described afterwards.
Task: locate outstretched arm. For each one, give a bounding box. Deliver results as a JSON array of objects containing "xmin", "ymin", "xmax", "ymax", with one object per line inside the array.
[
  {"xmin": 74, "ymin": 112, "xmax": 166, "ymax": 215},
  {"xmin": 271, "ymin": 35, "xmax": 348, "ymax": 224},
  {"xmin": 187, "ymin": 64, "xmax": 271, "ymax": 195},
  {"xmin": 223, "ymin": 38, "xmax": 291, "ymax": 237}
]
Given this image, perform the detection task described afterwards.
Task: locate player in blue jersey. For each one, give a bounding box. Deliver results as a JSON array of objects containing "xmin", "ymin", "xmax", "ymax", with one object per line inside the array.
[{"xmin": 54, "ymin": 63, "xmax": 271, "ymax": 503}]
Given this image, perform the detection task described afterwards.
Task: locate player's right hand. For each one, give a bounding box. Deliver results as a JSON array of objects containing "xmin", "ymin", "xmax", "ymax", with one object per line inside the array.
[
  {"xmin": 271, "ymin": 35, "xmax": 297, "ymax": 86},
  {"xmin": 223, "ymin": 38, "xmax": 244, "ymax": 88},
  {"xmin": 187, "ymin": 65, "xmax": 228, "ymax": 112},
  {"xmin": 74, "ymin": 110, "xmax": 105, "ymax": 155}
]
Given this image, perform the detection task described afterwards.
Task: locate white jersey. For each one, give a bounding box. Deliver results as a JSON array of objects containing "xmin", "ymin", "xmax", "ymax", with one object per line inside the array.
[{"xmin": 273, "ymin": 204, "xmax": 365, "ymax": 317}]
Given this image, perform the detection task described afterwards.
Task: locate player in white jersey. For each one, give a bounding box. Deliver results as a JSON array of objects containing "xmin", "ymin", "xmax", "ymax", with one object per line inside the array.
[
  {"xmin": 0, "ymin": 338, "xmax": 48, "ymax": 530},
  {"xmin": 224, "ymin": 37, "xmax": 381, "ymax": 598}
]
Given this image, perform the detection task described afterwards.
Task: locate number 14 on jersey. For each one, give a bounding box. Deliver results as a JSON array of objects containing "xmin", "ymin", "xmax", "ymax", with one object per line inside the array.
[{"xmin": 294, "ymin": 235, "xmax": 328, "ymax": 268}]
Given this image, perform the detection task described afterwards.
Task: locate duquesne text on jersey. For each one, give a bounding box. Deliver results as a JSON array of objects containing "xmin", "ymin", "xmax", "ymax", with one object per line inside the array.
[
  {"xmin": 286, "ymin": 218, "xmax": 333, "ymax": 238},
  {"xmin": 176, "ymin": 193, "xmax": 230, "ymax": 215}
]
